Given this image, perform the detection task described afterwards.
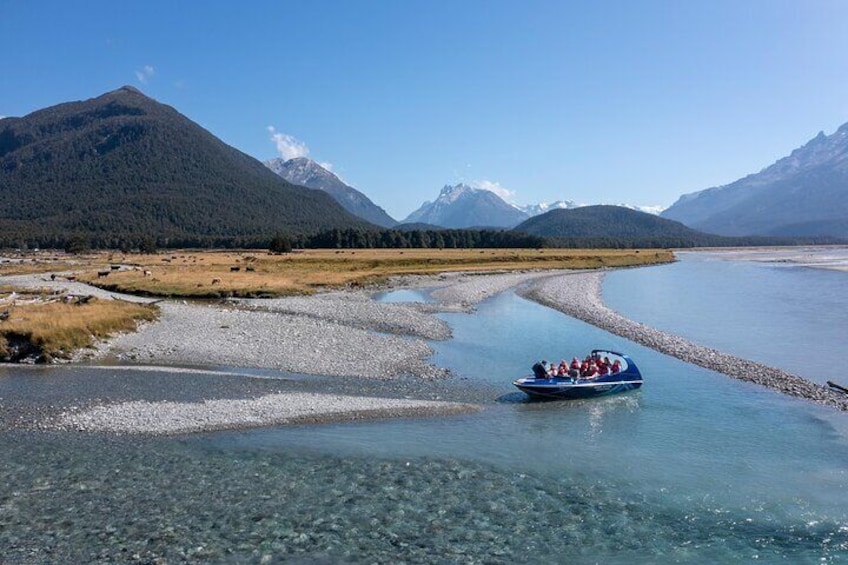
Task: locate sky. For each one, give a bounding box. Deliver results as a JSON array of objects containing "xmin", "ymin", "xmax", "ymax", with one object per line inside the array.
[{"xmin": 3, "ymin": 0, "xmax": 848, "ymax": 220}]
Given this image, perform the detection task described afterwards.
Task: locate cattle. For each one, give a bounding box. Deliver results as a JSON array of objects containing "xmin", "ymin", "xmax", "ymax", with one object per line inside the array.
[
  {"xmin": 143, "ymin": 270, "xmax": 152, "ymax": 277},
  {"xmin": 245, "ymin": 266, "xmax": 255, "ymax": 272},
  {"xmin": 230, "ymin": 266, "xmax": 241, "ymax": 272},
  {"xmin": 211, "ymin": 278, "xmax": 221, "ymax": 285},
  {"xmin": 97, "ymin": 271, "xmax": 110, "ymax": 278}
]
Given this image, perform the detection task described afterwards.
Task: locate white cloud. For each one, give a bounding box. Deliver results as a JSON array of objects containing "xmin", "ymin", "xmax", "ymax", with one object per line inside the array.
[
  {"xmin": 267, "ymin": 126, "xmax": 310, "ymax": 161},
  {"xmin": 471, "ymin": 179, "xmax": 516, "ymax": 202},
  {"xmin": 135, "ymin": 65, "xmax": 155, "ymax": 84}
]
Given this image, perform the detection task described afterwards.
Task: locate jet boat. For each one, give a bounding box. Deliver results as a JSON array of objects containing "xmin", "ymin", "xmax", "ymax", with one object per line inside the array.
[{"xmin": 513, "ymin": 350, "xmax": 642, "ymax": 400}]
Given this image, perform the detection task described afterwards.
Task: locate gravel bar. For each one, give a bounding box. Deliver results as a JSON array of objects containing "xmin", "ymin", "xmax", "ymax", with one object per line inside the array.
[
  {"xmin": 235, "ymin": 291, "xmax": 452, "ymax": 340},
  {"xmin": 0, "ymin": 272, "xmax": 156, "ymax": 303},
  {"xmin": 429, "ymin": 270, "xmax": 558, "ymax": 308},
  {"xmin": 89, "ymin": 271, "xmax": 559, "ymax": 380},
  {"xmin": 103, "ymin": 301, "xmax": 448, "ymax": 380},
  {"xmin": 520, "ymin": 271, "xmax": 848, "ymax": 411},
  {"xmin": 50, "ymin": 392, "xmax": 476, "ymax": 435},
  {"xmin": 1, "ymin": 270, "xmax": 553, "ymax": 435}
]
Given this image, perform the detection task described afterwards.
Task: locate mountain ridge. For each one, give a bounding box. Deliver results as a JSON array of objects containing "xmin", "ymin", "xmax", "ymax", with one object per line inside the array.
[
  {"xmin": 516, "ymin": 205, "xmax": 704, "ymax": 239},
  {"xmin": 0, "ymin": 87, "xmax": 371, "ymax": 247},
  {"xmin": 662, "ymin": 123, "xmax": 848, "ymax": 237},
  {"xmin": 401, "ymin": 183, "xmax": 529, "ymax": 228},
  {"xmin": 265, "ymin": 157, "xmax": 397, "ymax": 227}
]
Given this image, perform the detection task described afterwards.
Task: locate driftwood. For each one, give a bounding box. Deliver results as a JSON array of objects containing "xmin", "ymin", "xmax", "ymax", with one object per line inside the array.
[
  {"xmin": 111, "ymin": 296, "xmax": 163, "ymax": 305},
  {"xmin": 827, "ymin": 381, "xmax": 848, "ymax": 395}
]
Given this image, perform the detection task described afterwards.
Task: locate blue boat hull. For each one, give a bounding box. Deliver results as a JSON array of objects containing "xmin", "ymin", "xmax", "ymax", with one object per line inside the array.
[
  {"xmin": 514, "ymin": 350, "xmax": 643, "ymax": 400},
  {"xmin": 513, "ymin": 377, "xmax": 642, "ymax": 399}
]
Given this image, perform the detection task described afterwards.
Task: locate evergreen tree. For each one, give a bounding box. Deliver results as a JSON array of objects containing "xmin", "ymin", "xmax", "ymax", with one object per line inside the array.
[{"xmin": 269, "ymin": 233, "xmax": 293, "ymax": 253}]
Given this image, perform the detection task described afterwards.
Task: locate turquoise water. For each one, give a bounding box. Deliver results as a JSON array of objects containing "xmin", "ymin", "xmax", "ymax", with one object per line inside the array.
[
  {"xmin": 372, "ymin": 288, "xmax": 436, "ymax": 303},
  {"xmin": 2, "ymin": 257, "xmax": 848, "ymax": 562},
  {"xmin": 603, "ymin": 251, "xmax": 848, "ymax": 385}
]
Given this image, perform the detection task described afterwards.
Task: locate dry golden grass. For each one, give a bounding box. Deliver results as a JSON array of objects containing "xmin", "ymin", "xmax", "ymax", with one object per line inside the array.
[
  {"xmin": 0, "ymin": 293, "xmax": 158, "ymax": 361},
  {"xmin": 66, "ymin": 248, "xmax": 674, "ymax": 298},
  {"xmin": 0, "ymin": 248, "xmax": 671, "ymax": 360}
]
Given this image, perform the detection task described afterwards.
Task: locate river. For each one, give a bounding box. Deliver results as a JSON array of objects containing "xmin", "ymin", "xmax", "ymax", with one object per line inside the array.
[{"xmin": 1, "ymin": 251, "xmax": 847, "ymax": 562}]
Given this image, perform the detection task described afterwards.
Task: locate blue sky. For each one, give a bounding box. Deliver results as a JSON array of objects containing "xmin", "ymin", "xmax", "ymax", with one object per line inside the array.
[{"xmin": 3, "ymin": 1, "xmax": 848, "ymax": 220}]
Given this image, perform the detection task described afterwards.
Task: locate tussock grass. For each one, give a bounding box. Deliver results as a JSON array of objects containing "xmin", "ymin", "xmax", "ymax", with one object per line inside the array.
[
  {"xmin": 0, "ymin": 249, "xmax": 670, "ymax": 360},
  {"xmin": 0, "ymin": 295, "xmax": 158, "ymax": 361},
  {"xmin": 78, "ymin": 248, "xmax": 673, "ymax": 298},
  {"xmin": 1, "ymin": 248, "xmax": 674, "ymax": 298}
]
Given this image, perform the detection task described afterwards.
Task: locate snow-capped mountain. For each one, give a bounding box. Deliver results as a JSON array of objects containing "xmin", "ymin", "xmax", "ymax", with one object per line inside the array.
[
  {"xmin": 517, "ymin": 200, "xmax": 580, "ymax": 216},
  {"xmin": 662, "ymin": 122, "xmax": 848, "ymax": 237},
  {"xmin": 401, "ymin": 185, "xmax": 665, "ymax": 230},
  {"xmin": 401, "ymin": 184, "xmax": 530, "ymax": 229},
  {"xmin": 617, "ymin": 203, "xmax": 665, "ymax": 215},
  {"xmin": 265, "ymin": 157, "xmax": 397, "ymax": 227}
]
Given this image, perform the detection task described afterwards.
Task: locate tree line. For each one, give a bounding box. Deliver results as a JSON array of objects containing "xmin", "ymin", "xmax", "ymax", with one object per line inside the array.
[{"xmin": 0, "ymin": 227, "xmax": 841, "ymax": 254}]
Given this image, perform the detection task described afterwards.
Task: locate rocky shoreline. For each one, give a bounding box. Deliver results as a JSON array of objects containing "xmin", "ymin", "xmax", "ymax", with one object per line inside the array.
[
  {"xmin": 4, "ymin": 265, "xmax": 847, "ymax": 436},
  {"xmin": 519, "ymin": 271, "xmax": 848, "ymax": 411},
  {"xmin": 50, "ymin": 392, "xmax": 476, "ymax": 435},
  {"xmin": 1, "ymin": 271, "xmax": 554, "ymax": 435}
]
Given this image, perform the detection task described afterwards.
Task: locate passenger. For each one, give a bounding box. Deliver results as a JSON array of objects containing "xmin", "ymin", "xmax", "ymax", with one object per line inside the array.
[
  {"xmin": 570, "ymin": 357, "xmax": 580, "ymax": 371},
  {"xmin": 611, "ymin": 360, "xmax": 621, "ymax": 374},
  {"xmin": 557, "ymin": 364, "xmax": 567, "ymax": 377},
  {"xmin": 549, "ymin": 363, "xmax": 558, "ymax": 377},
  {"xmin": 597, "ymin": 363, "xmax": 609, "ymax": 376},
  {"xmin": 532, "ymin": 360, "xmax": 548, "ymax": 379}
]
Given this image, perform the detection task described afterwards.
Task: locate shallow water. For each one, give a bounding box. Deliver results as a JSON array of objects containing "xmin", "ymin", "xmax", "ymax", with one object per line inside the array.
[
  {"xmin": 603, "ymin": 251, "xmax": 848, "ymax": 385},
  {"xmin": 372, "ymin": 288, "xmax": 435, "ymax": 303},
  {"xmin": 2, "ymin": 273, "xmax": 848, "ymax": 562}
]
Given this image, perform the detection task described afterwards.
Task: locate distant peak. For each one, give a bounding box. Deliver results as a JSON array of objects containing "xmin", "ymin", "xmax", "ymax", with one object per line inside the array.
[
  {"xmin": 440, "ymin": 183, "xmax": 473, "ymax": 195},
  {"xmin": 115, "ymin": 85, "xmax": 145, "ymax": 96},
  {"xmin": 286, "ymin": 156, "xmax": 313, "ymax": 165}
]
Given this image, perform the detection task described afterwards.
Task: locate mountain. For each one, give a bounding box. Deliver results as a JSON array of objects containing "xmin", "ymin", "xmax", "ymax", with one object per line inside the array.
[
  {"xmin": 265, "ymin": 157, "xmax": 396, "ymax": 228},
  {"xmin": 515, "ymin": 205, "xmax": 728, "ymax": 246},
  {"xmin": 617, "ymin": 203, "xmax": 665, "ymax": 215},
  {"xmin": 402, "ymin": 183, "xmax": 529, "ymax": 229},
  {"xmin": 662, "ymin": 123, "xmax": 848, "ymax": 237},
  {"xmin": 518, "ymin": 200, "xmax": 579, "ymax": 216},
  {"xmin": 393, "ymin": 222, "xmax": 446, "ymax": 232},
  {"xmin": 0, "ymin": 86, "xmax": 370, "ymax": 247}
]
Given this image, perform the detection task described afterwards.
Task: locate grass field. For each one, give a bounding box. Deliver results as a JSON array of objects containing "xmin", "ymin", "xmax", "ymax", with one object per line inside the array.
[
  {"xmin": 0, "ymin": 248, "xmax": 672, "ymax": 361},
  {"xmin": 47, "ymin": 248, "xmax": 674, "ymax": 298},
  {"xmin": 2, "ymin": 248, "xmax": 674, "ymax": 298},
  {"xmin": 0, "ymin": 288, "xmax": 158, "ymax": 361}
]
